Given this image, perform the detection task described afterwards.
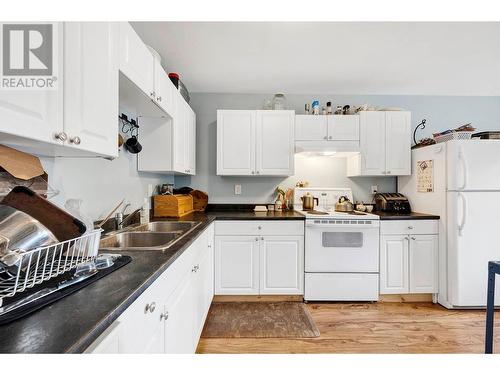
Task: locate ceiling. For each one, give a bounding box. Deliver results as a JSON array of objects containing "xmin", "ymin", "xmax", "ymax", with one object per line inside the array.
[{"xmin": 131, "ymin": 22, "xmax": 500, "ymax": 96}]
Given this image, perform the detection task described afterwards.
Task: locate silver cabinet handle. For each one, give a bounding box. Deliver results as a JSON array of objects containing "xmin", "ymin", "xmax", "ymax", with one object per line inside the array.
[
  {"xmin": 323, "ymin": 136, "xmax": 328, "ymax": 140},
  {"xmin": 256, "ymin": 171, "xmax": 260, "ymax": 175},
  {"xmin": 255, "ymin": 237, "xmax": 259, "ymax": 241},
  {"xmin": 160, "ymin": 312, "xmax": 169, "ymax": 321},
  {"xmin": 191, "ymin": 264, "xmax": 199, "ymax": 273},
  {"xmin": 54, "ymin": 132, "xmax": 68, "ymax": 142},
  {"xmin": 150, "ymin": 91, "xmax": 155, "ymax": 98},
  {"xmin": 157, "ymin": 96, "xmax": 162, "ymax": 102},
  {"xmin": 257, "ymin": 226, "xmax": 262, "ymax": 230},
  {"xmin": 69, "ymin": 136, "xmax": 81, "ymax": 145},
  {"xmin": 408, "ymin": 226, "xmax": 414, "ymax": 230},
  {"xmin": 145, "ymin": 302, "xmax": 156, "ymax": 314},
  {"xmin": 411, "ymin": 237, "xmax": 416, "ymax": 240},
  {"xmin": 208, "ymin": 244, "xmax": 212, "ymax": 248},
  {"xmin": 260, "ymin": 237, "xmax": 264, "ymax": 240},
  {"xmin": 328, "ymin": 136, "xmax": 332, "ymax": 140}
]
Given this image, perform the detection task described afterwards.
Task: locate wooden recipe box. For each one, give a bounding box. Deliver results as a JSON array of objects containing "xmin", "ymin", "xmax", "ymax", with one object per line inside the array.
[{"xmin": 153, "ymin": 194, "xmax": 194, "ymax": 217}]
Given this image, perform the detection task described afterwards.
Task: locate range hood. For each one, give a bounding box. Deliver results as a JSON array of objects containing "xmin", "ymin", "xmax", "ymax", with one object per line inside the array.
[{"xmin": 294, "ymin": 140, "xmax": 360, "ymax": 156}]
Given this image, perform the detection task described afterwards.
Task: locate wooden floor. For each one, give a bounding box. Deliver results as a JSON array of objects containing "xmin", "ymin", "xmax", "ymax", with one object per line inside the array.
[{"xmin": 197, "ymin": 302, "xmax": 500, "ymax": 353}]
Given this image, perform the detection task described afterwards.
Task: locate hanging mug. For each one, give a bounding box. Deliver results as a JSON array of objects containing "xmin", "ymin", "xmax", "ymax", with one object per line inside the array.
[{"xmin": 125, "ymin": 135, "xmax": 142, "ymax": 154}]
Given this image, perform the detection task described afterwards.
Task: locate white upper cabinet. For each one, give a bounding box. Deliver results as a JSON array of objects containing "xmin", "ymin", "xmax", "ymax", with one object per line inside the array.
[
  {"xmin": 0, "ymin": 22, "xmax": 63, "ymax": 146},
  {"xmin": 385, "ymin": 111, "xmax": 411, "ymax": 176},
  {"xmin": 0, "ymin": 22, "xmax": 120, "ymax": 158},
  {"xmin": 119, "ymin": 22, "xmax": 154, "ymax": 99},
  {"xmin": 152, "ymin": 59, "xmax": 175, "ymax": 115},
  {"xmin": 63, "ymin": 22, "xmax": 119, "ymax": 158},
  {"xmin": 295, "ymin": 115, "xmax": 359, "ymax": 141},
  {"xmin": 295, "ymin": 115, "xmax": 328, "ymax": 140},
  {"xmin": 347, "ymin": 111, "xmax": 411, "ymax": 176},
  {"xmin": 217, "ymin": 110, "xmax": 256, "ymax": 175},
  {"xmin": 328, "ymin": 115, "xmax": 359, "ymax": 141},
  {"xmin": 256, "ymin": 110, "xmax": 294, "ymax": 176},
  {"xmin": 217, "ymin": 110, "xmax": 295, "ymax": 176}
]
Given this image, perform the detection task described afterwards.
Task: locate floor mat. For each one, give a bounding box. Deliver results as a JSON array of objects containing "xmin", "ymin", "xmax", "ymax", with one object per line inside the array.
[{"xmin": 201, "ymin": 302, "xmax": 320, "ymax": 338}]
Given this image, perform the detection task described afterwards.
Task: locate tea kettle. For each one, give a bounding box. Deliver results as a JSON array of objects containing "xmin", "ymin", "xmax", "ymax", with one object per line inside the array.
[
  {"xmin": 301, "ymin": 193, "xmax": 319, "ymax": 210},
  {"xmin": 335, "ymin": 196, "xmax": 354, "ymax": 212}
]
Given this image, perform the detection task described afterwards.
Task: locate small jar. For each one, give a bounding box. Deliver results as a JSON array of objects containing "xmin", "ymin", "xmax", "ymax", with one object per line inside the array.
[
  {"xmin": 304, "ymin": 103, "xmax": 310, "ymax": 114},
  {"xmin": 326, "ymin": 102, "xmax": 333, "ymax": 115},
  {"xmin": 275, "ymin": 199, "xmax": 283, "ymax": 212},
  {"xmin": 272, "ymin": 93, "xmax": 287, "ymax": 110}
]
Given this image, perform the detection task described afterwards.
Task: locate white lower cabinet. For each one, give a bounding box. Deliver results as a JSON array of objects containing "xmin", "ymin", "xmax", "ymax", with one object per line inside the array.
[
  {"xmin": 214, "ymin": 221, "xmax": 304, "ymax": 295},
  {"xmin": 260, "ymin": 236, "xmax": 304, "ymax": 294},
  {"xmin": 379, "ymin": 220, "xmax": 438, "ymax": 295},
  {"xmin": 215, "ymin": 236, "xmax": 260, "ymax": 295},
  {"xmin": 87, "ymin": 223, "xmax": 214, "ymax": 354}
]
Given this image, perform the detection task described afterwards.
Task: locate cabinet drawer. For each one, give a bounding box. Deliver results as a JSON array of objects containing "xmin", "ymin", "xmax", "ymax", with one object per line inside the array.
[
  {"xmin": 305, "ymin": 273, "xmax": 379, "ymax": 301},
  {"xmin": 380, "ymin": 220, "xmax": 438, "ymax": 235},
  {"xmin": 215, "ymin": 220, "xmax": 304, "ymax": 236}
]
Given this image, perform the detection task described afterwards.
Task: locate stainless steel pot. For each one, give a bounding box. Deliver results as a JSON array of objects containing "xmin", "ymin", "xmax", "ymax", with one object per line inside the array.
[
  {"xmin": 0, "ymin": 205, "xmax": 58, "ymax": 274},
  {"xmin": 335, "ymin": 196, "xmax": 354, "ymax": 212},
  {"xmin": 301, "ymin": 193, "xmax": 319, "ymax": 210}
]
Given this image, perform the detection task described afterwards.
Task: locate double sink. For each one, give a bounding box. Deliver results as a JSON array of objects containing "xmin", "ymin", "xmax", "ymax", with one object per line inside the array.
[{"xmin": 100, "ymin": 221, "xmax": 201, "ymax": 251}]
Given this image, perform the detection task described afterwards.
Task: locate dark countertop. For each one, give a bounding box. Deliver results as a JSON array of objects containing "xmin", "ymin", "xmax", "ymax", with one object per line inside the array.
[
  {"xmin": 206, "ymin": 204, "xmax": 304, "ymax": 220},
  {"xmin": 373, "ymin": 211, "xmax": 440, "ymax": 220},
  {"xmin": 0, "ymin": 213, "xmax": 215, "ymax": 353},
  {"xmin": 209, "ymin": 210, "xmax": 305, "ymax": 220}
]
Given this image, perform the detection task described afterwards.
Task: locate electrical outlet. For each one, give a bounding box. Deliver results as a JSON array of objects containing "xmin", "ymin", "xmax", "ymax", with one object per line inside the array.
[
  {"xmin": 371, "ymin": 185, "xmax": 378, "ymax": 194},
  {"xmin": 234, "ymin": 184, "xmax": 242, "ymax": 195}
]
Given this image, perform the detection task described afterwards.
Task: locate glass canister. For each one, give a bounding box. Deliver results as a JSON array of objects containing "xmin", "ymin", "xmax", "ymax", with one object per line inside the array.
[{"xmin": 272, "ymin": 93, "xmax": 287, "ymax": 110}]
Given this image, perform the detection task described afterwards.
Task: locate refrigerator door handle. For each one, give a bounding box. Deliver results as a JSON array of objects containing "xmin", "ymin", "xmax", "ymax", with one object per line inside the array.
[
  {"xmin": 458, "ymin": 192, "xmax": 467, "ymax": 236},
  {"xmin": 458, "ymin": 146, "xmax": 468, "ymax": 190}
]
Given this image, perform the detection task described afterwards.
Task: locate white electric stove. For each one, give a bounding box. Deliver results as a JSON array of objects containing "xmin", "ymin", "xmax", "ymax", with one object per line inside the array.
[{"xmin": 294, "ymin": 188, "xmax": 380, "ymax": 302}]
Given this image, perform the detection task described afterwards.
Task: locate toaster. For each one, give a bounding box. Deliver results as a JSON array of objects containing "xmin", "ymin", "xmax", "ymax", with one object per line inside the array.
[{"xmin": 374, "ymin": 193, "xmax": 411, "ymax": 213}]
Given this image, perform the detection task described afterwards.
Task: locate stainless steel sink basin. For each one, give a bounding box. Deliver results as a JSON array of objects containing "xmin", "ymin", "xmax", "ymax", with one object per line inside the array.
[
  {"xmin": 140, "ymin": 221, "xmax": 200, "ymax": 233},
  {"xmin": 101, "ymin": 231, "xmax": 180, "ymax": 250}
]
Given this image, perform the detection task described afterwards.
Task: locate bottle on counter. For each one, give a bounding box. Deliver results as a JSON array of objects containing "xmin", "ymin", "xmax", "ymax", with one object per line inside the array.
[
  {"xmin": 305, "ymin": 103, "xmax": 310, "ymax": 114},
  {"xmin": 275, "ymin": 199, "xmax": 283, "ymax": 212},
  {"xmin": 322, "ymin": 106, "xmax": 327, "ymax": 115},
  {"xmin": 312, "ymin": 100, "xmax": 320, "ymax": 115},
  {"xmin": 140, "ymin": 197, "xmax": 150, "ymax": 224}
]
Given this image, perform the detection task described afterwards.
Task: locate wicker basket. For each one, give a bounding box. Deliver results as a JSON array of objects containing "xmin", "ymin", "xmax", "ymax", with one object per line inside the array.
[{"xmin": 434, "ymin": 131, "xmax": 474, "ymax": 144}]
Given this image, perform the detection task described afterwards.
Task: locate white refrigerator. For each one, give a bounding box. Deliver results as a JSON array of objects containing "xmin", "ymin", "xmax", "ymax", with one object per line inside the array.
[{"xmin": 399, "ymin": 140, "xmax": 500, "ymax": 308}]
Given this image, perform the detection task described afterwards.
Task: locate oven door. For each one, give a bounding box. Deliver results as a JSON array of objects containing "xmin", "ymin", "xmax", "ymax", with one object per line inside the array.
[{"xmin": 305, "ymin": 220, "xmax": 380, "ymax": 273}]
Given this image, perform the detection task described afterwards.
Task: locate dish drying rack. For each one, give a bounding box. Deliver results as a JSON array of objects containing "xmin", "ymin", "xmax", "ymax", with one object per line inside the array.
[
  {"xmin": 0, "ymin": 229, "xmax": 102, "ymax": 307},
  {"xmin": 433, "ymin": 131, "xmax": 474, "ymax": 143}
]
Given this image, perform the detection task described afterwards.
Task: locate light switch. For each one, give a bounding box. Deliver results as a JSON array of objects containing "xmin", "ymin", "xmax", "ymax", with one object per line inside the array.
[
  {"xmin": 234, "ymin": 184, "xmax": 242, "ymax": 195},
  {"xmin": 371, "ymin": 185, "xmax": 378, "ymax": 194}
]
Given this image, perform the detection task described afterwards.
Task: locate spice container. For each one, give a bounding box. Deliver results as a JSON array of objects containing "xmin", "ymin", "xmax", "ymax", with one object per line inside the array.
[
  {"xmin": 304, "ymin": 103, "xmax": 310, "ymax": 114},
  {"xmin": 312, "ymin": 100, "xmax": 320, "ymax": 115},
  {"xmin": 326, "ymin": 102, "xmax": 333, "ymax": 115},
  {"xmin": 272, "ymin": 93, "xmax": 287, "ymax": 110}
]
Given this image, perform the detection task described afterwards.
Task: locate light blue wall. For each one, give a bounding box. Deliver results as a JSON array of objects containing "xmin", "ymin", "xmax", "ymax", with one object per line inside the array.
[{"xmin": 178, "ymin": 93, "xmax": 500, "ymax": 204}]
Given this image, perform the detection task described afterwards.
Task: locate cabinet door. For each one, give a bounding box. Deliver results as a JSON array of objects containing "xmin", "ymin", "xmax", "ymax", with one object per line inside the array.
[
  {"xmin": 327, "ymin": 115, "xmax": 359, "ymax": 141},
  {"xmin": 256, "ymin": 110, "xmax": 294, "ymax": 176},
  {"xmin": 63, "ymin": 22, "xmax": 118, "ymax": 158},
  {"xmin": 164, "ymin": 273, "xmax": 197, "ymax": 353},
  {"xmin": 380, "ymin": 235, "xmax": 409, "ymax": 294},
  {"xmin": 0, "ymin": 22, "xmax": 63, "ymax": 144},
  {"xmin": 194, "ymin": 243, "xmax": 214, "ymax": 339},
  {"xmin": 153, "ymin": 59, "xmax": 174, "ymax": 115},
  {"xmin": 215, "ymin": 236, "xmax": 259, "ymax": 295},
  {"xmin": 173, "ymin": 92, "xmax": 187, "ymax": 173},
  {"xmin": 260, "ymin": 236, "xmax": 304, "ymax": 295},
  {"xmin": 119, "ymin": 22, "xmax": 154, "ymax": 98},
  {"xmin": 295, "ymin": 115, "xmax": 328, "ymax": 140},
  {"xmin": 186, "ymin": 104, "xmax": 196, "ymax": 175},
  {"xmin": 217, "ymin": 110, "xmax": 256, "ymax": 175},
  {"xmin": 359, "ymin": 111, "xmax": 386, "ymax": 175},
  {"xmin": 409, "ymin": 235, "xmax": 438, "ymax": 293},
  {"xmin": 385, "ymin": 111, "xmax": 411, "ymax": 176}
]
